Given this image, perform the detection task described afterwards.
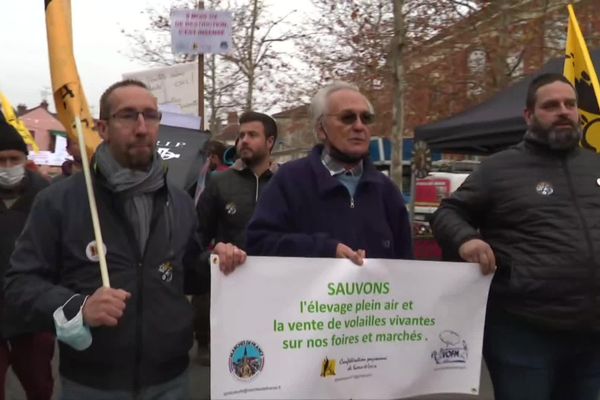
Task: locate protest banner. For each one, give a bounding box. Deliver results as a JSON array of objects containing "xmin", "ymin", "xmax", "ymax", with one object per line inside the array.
[
  {"xmin": 211, "ymin": 257, "xmax": 492, "ymax": 399},
  {"xmin": 170, "ymin": 9, "xmax": 233, "ymax": 55}
]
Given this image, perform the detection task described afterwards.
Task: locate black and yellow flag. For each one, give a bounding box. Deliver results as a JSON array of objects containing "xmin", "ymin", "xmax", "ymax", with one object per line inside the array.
[
  {"xmin": 0, "ymin": 91, "xmax": 40, "ymax": 152},
  {"xmin": 45, "ymin": 0, "xmax": 101, "ymax": 159},
  {"xmin": 564, "ymin": 4, "xmax": 600, "ymax": 152}
]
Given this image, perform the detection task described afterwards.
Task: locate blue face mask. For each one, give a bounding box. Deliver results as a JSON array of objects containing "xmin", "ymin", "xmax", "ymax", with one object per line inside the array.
[{"xmin": 53, "ymin": 296, "xmax": 92, "ymax": 351}]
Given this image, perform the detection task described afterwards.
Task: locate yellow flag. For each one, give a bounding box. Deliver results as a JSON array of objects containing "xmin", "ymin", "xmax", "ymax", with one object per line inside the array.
[
  {"xmin": 0, "ymin": 92, "xmax": 40, "ymax": 152},
  {"xmin": 45, "ymin": 0, "xmax": 101, "ymax": 159},
  {"xmin": 564, "ymin": 4, "xmax": 600, "ymax": 152}
]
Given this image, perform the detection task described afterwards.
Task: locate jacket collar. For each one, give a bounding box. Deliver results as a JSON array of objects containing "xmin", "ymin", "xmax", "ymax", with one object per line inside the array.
[{"xmin": 309, "ymin": 145, "xmax": 381, "ymax": 195}]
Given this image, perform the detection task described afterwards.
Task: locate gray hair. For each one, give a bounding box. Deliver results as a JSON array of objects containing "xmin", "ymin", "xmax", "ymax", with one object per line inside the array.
[{"xmin": 309, "ymin": 81, "xmax": 374, "ymax": 135}]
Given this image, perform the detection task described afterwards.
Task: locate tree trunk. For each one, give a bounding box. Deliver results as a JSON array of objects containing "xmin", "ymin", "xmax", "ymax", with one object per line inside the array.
[
  {"xmin": 245, "ymin": 0, "xmax": 259, "ymax": 111},
  {"xmin": 390, "ymin": 0, "xmax": 405, "ymax": 189}
]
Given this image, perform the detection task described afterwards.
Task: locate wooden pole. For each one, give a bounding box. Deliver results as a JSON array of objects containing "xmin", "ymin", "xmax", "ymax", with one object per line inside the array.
[
  {"xmin": 198, "ymin": 1, "xmax": 205, "ymax": 130},
  {"xmin": 75, "ymin": 117, "xmax": 110, "ymax": 288}
]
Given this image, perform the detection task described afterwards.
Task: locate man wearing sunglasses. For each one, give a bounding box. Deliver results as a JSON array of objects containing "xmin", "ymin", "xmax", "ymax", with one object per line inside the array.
[
  {"xmin": 5, "ymin": 79, "xmax": 246, "ymax": 398},
  {"xmin": 246, "ymin": 81, "xmax": 413, "ymax": 263}
]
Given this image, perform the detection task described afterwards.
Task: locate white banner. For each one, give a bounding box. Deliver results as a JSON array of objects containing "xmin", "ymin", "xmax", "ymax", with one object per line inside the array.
[
  {"xmin": 170, "ymin": 9, "xmax": 233, "ymax": 55},
  {"xmin": 123, "ymin": 63, "xmax": 198, "ymax": 116},
  {"xmin": 211, "ymin": 257, "xmax": 492, "ymax": 400}
]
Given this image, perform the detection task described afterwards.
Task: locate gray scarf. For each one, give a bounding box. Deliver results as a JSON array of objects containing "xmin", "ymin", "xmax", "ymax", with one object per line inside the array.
[{"xmin": 95, "ymin": 143, "xmax": 165, "ymax": 254}]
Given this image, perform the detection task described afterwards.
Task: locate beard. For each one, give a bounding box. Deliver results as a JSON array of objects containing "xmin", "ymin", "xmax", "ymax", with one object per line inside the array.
[
  {"xmin": 530, "ymin": 117, "xmax": 581, "ymax": 150},
  {"xmin": 239, "ymin": 146, "xmax": 268, "ymax": 168}
]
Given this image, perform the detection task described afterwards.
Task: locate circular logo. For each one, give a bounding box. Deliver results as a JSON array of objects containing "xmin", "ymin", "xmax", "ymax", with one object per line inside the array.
[
  {"xmin": 225, "ymin": 202, "xmax": 237, "ymax": 215},
  {"xmin": 535, "ymin": 181, "xmax": 554, "ymax": 196},
  {"xmin": 85, "ymin": 241, "xmax": 107, "ymax": 262},
  {"xmin": 228, "ymin": 340, "xmax": 264, "ymax": 382}
]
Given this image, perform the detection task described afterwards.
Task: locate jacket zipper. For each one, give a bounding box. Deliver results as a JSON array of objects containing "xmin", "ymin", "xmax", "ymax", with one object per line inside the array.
[
  {"xmin": 254, "ymin": 174, "xmax": 259, "ymax": 203},
  {"xmin": 563, "ymin": 158, "xmax": 597, "ymax": 325}
]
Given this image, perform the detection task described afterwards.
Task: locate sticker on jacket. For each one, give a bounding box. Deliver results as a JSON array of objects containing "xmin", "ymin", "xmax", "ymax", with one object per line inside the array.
[
  {"xmin": 85, "ymin": 241, "xmax": 107, "ymax": 262},
  {"xmin": 159, "ymin": 262, "xmax": 174, "ymax": 282},
  {"xmin": 536, "ymin": 181, "xmax": 554, "ymax": 196},
  {"xmin": 225, "ymin": 202, "xmax": 237, "ymax": 215}
]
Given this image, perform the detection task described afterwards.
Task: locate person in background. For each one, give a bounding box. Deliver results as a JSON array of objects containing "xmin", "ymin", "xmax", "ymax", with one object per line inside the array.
[
  {"xmin": 193, "ymin": 111, "xmax": 278, "ymax": 364},
  {"xmin": 0, "ymin": 118, "xmax": 54, "ymax": 400},
  {"xmin": 53, "ymin": 137, "xmax": 83, "ymax": 183}
]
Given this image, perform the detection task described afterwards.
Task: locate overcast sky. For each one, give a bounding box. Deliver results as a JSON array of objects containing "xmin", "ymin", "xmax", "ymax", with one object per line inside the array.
[{"xmin": 0, "ymin": 0, "xmax": 302, "ymax": 117}]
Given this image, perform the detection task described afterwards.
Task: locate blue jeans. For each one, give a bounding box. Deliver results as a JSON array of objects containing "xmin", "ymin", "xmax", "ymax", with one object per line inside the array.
[
  {"xmin": 484, "ymin": 309, "xmax": 600, "ymax": 400},
  {"xmin": 60, "ymin": 370, "xmax": 189, "ymax": 400}
]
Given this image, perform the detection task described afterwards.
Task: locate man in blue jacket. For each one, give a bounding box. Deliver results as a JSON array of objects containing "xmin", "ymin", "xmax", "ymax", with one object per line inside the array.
[
  {"xmin": 4, "ymin": 79, "xmax": 246, "ymax": 399},
  {"xmin": 246, "ymin": 81, "xmax": 413, "ymax": 263}
]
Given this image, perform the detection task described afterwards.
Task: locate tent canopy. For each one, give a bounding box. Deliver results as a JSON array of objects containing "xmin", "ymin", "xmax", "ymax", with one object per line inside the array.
[{"xmin": 414, "ymin": 49, "xmax": 600, "ymax": 154}]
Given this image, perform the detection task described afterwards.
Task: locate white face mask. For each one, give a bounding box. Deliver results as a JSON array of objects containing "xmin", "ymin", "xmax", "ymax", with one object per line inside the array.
[{"xmin": 0, "ymin": 164, "xmax": 26, "ymax": 188}]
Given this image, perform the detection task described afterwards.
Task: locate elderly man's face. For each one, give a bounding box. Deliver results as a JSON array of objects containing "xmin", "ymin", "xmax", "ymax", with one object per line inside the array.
[
  {"xmin": 318, "ymin": 89, "xmax": 373, "ymax": 162},
  {"xmin": 97, "ymin": 85, "xmax": 160, "ymax": 170}
]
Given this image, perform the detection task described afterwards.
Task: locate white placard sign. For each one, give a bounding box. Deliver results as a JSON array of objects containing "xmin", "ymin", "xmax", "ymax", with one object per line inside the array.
[
  {"xmin": 123, "ymin": 63, "xmax": 198, "ymax": 116},
  {"xmin": 170, "ymin": 9, "xmax": 233, "ymax": 55},
  {"xmin": 211, "ymin": 257, "xmax": 493, "ymax": 399}
]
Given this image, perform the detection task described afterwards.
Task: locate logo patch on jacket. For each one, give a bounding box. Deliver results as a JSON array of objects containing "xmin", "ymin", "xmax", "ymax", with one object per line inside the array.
[
  {"xmin": 158, "ymin": 262, "xmax": 174, "ymax": 282},
  {"xmin": 535, "ymin": 181, "xmax": 554, "ymax": 196},
  {"xmin": 225, "ymin": 202, "xmax": 237, "ymax": 215},
  {"xmin": 85, "ymin": 241, "xmax": 107, "ymax": 262}
]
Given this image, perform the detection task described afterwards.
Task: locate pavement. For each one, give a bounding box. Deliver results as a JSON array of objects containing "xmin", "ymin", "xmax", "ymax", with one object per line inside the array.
[{"xmin": 5, "ymin": 343, "xmax": 493, "ymax": 400}]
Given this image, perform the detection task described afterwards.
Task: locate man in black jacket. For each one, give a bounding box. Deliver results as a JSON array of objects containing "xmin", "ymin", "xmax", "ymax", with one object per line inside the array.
[
  {"xmin": 193, "ymin": 111, "xmax": 278, "ymax": 363},
  {"xmin": 0, "ymin": 119, "xmax": 53, "ymax": 400},
  {"xmin": 4, "ymin": 80, "xmax": 246, "ymax": 399},
  {"xmin": 431, "ymin": 73, "xmax": 600, "ymax": 400}
]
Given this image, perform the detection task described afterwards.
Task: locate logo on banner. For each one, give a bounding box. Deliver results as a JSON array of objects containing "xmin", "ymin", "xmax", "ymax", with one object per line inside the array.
[
  {"xmin": 229, "ymin": 340, "xmax": 264, "ymax": 381},
  {"xmin": 320, "ymin": 357, "xmax": 336, "ymax": 377},
  {"xmin": 431, "ymin": 330, "xmax": 468, "ymax": 368}
]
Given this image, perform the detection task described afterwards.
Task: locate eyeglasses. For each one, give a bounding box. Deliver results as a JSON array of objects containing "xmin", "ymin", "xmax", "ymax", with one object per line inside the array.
[
  {"xmin": 109, "ymin": 109, "xmax": 162, "ymax": 126},
  {"xmin": 325, "ymin": 111, "xmax": 376, "ymax": 126}
]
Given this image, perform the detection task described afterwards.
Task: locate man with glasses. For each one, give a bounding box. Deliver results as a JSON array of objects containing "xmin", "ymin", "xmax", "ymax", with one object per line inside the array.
[
  {"xmin": 5, "ymin": 79, "xmax": 246, "ymax": 398},
  {"xmin": 246, "ymin": 81, "xmax": 413, "ymax": 263}
]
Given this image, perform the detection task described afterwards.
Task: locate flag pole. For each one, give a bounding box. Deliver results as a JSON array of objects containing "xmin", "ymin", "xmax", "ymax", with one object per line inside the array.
[
  {"xmin": 198, "ymin": 0, "xmax": 205, "ymax": 130},
  {"xmin": 75, "ymin": 117, "xmax": 110, "ymax": 288}
]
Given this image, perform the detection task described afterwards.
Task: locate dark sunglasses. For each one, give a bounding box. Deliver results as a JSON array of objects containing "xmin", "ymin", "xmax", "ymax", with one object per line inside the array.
[{"xmin": 326, "ymin": 111, "xmax": 376, "ymax": 126}]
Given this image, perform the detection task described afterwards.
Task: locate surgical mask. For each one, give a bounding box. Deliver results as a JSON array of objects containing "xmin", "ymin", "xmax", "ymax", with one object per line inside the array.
[
  {"xmin": 53, "ymin": 296, "xmax": 92, "ymax": 351},
  {"xmin": 0, "ymin": 164, "xmax": 25, "ymax": 188}
]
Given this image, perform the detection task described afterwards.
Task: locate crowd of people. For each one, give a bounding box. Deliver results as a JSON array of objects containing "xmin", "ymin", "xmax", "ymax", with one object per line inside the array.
[{"xmin": 0, "ymin": 73, "xmax": 598, "ymax": 400}]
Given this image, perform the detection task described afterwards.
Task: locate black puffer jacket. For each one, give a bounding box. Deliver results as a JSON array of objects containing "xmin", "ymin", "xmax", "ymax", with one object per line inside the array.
[
  {"xmin": 5, "ymin": 169, "xmax": 205, "ymax": 391},
  {"xmin": 196, "ymin": 163, "xmax": 275, "ymax": 252},
  {"xmin": 432, "ymin": 136, "xmax": 600, "ymax": 331},
  {"xmin": 0, "ymin": 170, "xmax": 48, "ymax": 337}
]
